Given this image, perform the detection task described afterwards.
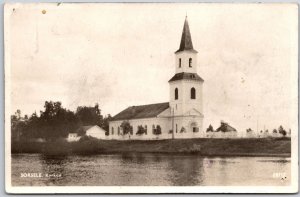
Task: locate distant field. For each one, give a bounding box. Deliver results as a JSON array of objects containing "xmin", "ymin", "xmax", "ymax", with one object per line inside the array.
[{"xmin": 12, "ymin": 137, "xmax": 291, "ymax": 157}]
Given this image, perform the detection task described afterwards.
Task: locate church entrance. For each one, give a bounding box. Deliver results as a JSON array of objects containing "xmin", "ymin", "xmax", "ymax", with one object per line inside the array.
[
  {"xmin": 192, "ymin": 127, "xmax": 199, "ymax": 132},
  {"xmin": 190, "ymin": 122, "xmax": 199, "ymax": 133}
]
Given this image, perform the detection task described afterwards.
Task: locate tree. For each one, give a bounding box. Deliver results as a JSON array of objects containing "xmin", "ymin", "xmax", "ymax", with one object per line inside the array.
[
  {"xmin": 76, "ymin": 103, "xmax": 103, "ymax": 126},
  {"xmin": 136, "ymin": 125, "xmax": 146, "ymax": 135},
  {"xmin": 10, "ymin": 101, "xmax": 108, "ymax": 141},
  {"xmin": 246, "ymin": 128, "xmax": 252, "ymax": 133},
  {"xmin": 102, "ymin": 114, "xmax": 112, "ymax": 134},
  {"xmin": 273, "ymin": 129, "xmax": 277, "ymax": 133},
  {"xmin": 120, "ymin": 121, "xmax": 132, "ymax": 135},
  {"xmin": 278, "ymin": 125, "xmax": 287, "ymax": 137},
  {"xmin": 15, "ymin": 109, "xmax": 21, "ymax": 120},
  {"xmin": 217, "ymin": 123, "xmax": 227, "ymax": 132},
  {"xmin": 180, "ymin": 127, "xmax": 186, "ymax": 133},
  {"xmin": 22, "ymin": 111, "xmax": 40, "ymax": 139},
  {"xmin": 38, "ymin": 101, "xmax": 79, "ymax": 140},
  {"xmin": 77, "ymin": 127, "xmax": 86, "ymax": 136},
  {"xmin": 153, "ymin": 125, "xmax": 162, "ymax": 135},
  {"xmin": 206, "ymin": 124, "xmax": 214, "ymax": 132},
  {"xmin": 11, "ymin": 110, "xmax": 26, "ymax": 141}
]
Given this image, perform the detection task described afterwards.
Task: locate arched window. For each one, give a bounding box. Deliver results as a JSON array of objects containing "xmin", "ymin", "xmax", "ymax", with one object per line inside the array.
[
  {"xmin": 112, "ymin": 127, "xmax": 114, "ymax": 135},
  {"xmin": 191, "ymin": 87, "xmax": 196, "ymax": 99},
  {"xmin": 179, "ymin": 58, "xmax": 181, "ymax": 68},
  {"xmin": 175, "ymin": 88, "xmax": 178, "ymax": 100},
  {"xmin": 189, "ymin": 58, "xmax": 192, "ymax": 67}
]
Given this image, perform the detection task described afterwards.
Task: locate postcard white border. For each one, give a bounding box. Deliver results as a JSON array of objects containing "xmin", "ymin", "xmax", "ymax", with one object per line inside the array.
[{"xmin": 4, "ymin": 2, "xmax": 299, "ymax": 194}]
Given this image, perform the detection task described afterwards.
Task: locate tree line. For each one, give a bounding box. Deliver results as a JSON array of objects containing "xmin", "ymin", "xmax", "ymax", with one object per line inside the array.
[
  {"xmin": 11, "ymin": 101, "xmax": 112, "ymax": 142},
  {"xmin": 206, "ymin": 124, "xmax": 289, "ymax": 137}
]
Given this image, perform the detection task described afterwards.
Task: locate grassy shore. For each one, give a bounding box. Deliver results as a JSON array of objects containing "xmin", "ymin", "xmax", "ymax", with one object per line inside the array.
[{"xmin": 12, "ymin": 137, "xmax": 291, "ymax": 157}]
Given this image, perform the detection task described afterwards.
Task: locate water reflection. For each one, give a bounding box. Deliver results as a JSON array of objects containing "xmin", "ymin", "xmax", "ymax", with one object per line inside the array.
[
  {"xmin": 165, "ymin": 155, "xmax": 204, "ymax": 185},
  {"xmin": 40, "ymin": 155, "xmax": 67, "ymax": 185},
  {"xmin": 11, "ymin": 154, "xmax": 291, "ymax": 186},
  {"xmin": 41, "ymin": 155, "xmax": 67, "ymax": 173},
  {"xmin": 114, "ymin": 154, "xmax": 204, "ymax": 185}
]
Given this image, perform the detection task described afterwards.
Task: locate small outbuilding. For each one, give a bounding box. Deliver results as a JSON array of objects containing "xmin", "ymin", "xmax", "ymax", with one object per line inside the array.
[
  {"xmin": 67, "ymin": 125, "xmax": 107, "ymax": 142},
  {"xmin": 206, "ymin": 121, "xmax": 238, "ymax": 138},
  {"xmin": 84, "ymin": 125, "xmax": 107, "ymax": 139},
  {"xmin": 216, "ymin": 121, "xmax": 237, "ymax": 132}
]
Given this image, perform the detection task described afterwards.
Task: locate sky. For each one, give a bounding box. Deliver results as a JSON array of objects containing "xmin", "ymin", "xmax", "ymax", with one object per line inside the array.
[{"xmin": 5, "ymin": 3, "xmax": 298, "ymax": 133}]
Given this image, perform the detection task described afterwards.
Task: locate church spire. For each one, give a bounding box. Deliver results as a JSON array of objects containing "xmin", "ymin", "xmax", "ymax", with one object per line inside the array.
[{"xmin": 175, "ymin": 16, "xmax": 197, "ymax": 53}]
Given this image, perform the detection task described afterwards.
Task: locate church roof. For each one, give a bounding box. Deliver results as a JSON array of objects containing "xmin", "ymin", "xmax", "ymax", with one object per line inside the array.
[
  {"xmin": 216, "ymin": 121, "xmax": 237, "ymax": 132},
  {"xmin": 75, "ymin": 125, "xmax": 98, "ymax": 133},
  {"xmin": 168, "ymin": 72, "xmax": 204, "ymax": 82},
  {"xmin": 175, "ymin": 17, "xmax": 198, "ymax": 53},
  {"xmin": 81, "ymin": 125, "xmax": 95, "ymax": 131},
  {"xmin": 111, "ymin": 102, "xmax": 170, "ymax": 121}
]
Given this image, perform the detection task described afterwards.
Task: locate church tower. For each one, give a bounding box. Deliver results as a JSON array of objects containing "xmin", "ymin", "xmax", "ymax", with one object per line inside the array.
[{"xmin": 168, "ymin": 16, "xmax": 204, "ymax": 135}]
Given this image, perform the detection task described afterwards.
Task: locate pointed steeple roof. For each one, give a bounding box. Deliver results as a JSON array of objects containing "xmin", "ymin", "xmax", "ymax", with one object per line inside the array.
[{"xmin": 175, "ymin": 16, "xmax": 198, "ymax": 53}]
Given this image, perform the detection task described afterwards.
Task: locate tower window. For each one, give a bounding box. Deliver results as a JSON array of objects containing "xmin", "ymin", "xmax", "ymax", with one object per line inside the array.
[
  {"xmin": 175, "ymin": 88, "xmax": 178, "ymax": 100},
  {"xmin": 112, "ymin": 127, "xmax": 114, "ymax": 135},
  {"xmin": 189, "ymin": 58, "xmax": 192, "ymax": 67},
  {"xmin": 179, "ymin": 58, "xmax": 181, "ymax": 68},
  {"xmin": 176, "ymin": 124, "xmax": 178, "ymax": 133},
  {"xmin": 191, "ymin": 87, "xmax": 196, "ymax": 99}
]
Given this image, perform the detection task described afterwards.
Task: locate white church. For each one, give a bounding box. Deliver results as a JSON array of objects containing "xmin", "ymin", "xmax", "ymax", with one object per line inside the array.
[{"xmin": 108, "ymin": 17, "xmax": 204, "ymax": 140}]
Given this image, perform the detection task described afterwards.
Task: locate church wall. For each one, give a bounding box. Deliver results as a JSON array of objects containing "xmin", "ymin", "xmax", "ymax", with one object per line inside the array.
[
  {"xmin": 171, "ymin": 116, "xmax": 204, "ymax": 139},
  {"xmin": 85, "ymin": 126, "xmax": 106, "ymax": 139},
  {"xmin": 108, "ymin": 117, "xmax": 172, "ymax": 140},
  {"xmin": 181, "ymin": 80, "xmax": 203, "ymax": 114},
  {"xmin": 169, "ymin": 80, "xmax": 184, "ymax": 116},
  {"xmin": 175, "ymin": 51, "xmax": 198, "ymax": 74},
  {"xmin": 169, "ymin": 80, "xmax": 203, "ymax": 115},
  {"xmin": 108, "ymin": 115, "xmax": 204, "ymax": 140}
]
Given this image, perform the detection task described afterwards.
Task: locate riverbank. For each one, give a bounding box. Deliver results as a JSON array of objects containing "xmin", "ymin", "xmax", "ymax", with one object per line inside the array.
[{"xmin": 11, "ymin": 137, "xmax": 291, "ymax": 157}]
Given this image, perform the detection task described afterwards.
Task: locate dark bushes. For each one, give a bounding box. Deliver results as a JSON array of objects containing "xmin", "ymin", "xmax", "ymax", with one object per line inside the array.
[
  {"xmin": 11, "ymin": 137, "xmax": 291, "ymax": 156},
  {"xmin": 71, "ymin": 136, "xmax": 105, "ymax": 154}
]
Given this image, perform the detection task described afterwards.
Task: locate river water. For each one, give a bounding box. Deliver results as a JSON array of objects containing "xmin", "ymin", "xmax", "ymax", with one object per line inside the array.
[{"xmin": 11, "ymin": 154, "xmax": 290, "ymax": 186}]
